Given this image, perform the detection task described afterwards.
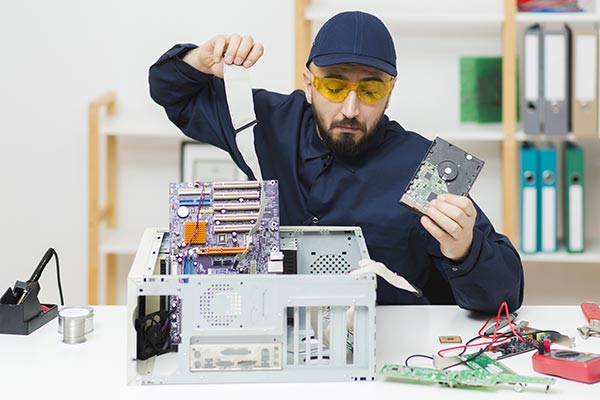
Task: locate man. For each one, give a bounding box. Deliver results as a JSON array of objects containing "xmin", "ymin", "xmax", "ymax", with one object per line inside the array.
[{"xmin": 149, "ymin": 11, "xmax": 524, "ymax": 313}]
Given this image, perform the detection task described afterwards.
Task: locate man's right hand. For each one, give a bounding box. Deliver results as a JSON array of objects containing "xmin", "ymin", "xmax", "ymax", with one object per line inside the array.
[{"xmin": 183, "ymin": 34, "xmax": 264, "ymax": 78}]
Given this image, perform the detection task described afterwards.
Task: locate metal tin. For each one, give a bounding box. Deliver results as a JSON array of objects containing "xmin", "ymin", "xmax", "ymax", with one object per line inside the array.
[{"xmin": 58, "ymin": 306, "xmax": 94, "ymax": 344}]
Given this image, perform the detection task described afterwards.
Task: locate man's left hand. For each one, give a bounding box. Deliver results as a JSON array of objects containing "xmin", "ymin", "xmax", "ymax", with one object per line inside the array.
[{"xmin": 420, "ymin": 194, "xmax": 476, "ymax": 262}]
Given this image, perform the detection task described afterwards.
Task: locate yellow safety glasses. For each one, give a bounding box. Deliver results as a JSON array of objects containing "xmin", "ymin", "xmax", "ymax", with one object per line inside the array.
[{"xmin": 312, "ymin": 75, "xmax": 393, "ymax": 105}]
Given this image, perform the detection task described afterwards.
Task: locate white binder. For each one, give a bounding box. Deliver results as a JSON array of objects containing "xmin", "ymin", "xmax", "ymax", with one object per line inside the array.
[
  {"xmin": 543, "ymin": 24, "xmax": 570, "ymax": 135},
  {"xmin": 571, "ymin": 26, "xmax": 598, "ymax": 138},
  {"xmin": 522, "ymin": 25, "xmax": 543, "ymax": 134}
]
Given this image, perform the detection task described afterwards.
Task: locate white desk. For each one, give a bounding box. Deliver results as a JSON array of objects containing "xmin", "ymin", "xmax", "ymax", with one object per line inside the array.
[{"xmin": 2, "ymin": 306, "xmax": 598, "ymax": 398}]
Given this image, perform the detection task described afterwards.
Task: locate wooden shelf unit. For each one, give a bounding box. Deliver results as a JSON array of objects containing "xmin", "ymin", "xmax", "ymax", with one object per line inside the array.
[
  {"xmin": 294, "ymin": 0, "xmax": 600, "ymax": 258},
  {"xmin": 88, "ymin": 92, "xmax": 117, "ymax": 305},
  {"xmin": 87, "ymin": 93, "xmax": 183, "ymax": 305},
  {"xmin": 294, "ymin": 0, "xmax": 520, "ymax": 242}
]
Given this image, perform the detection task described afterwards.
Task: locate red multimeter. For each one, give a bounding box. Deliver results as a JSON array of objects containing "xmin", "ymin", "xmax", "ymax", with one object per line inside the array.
[{"xmin": 532, "ymin": 349, "xmax": 600, "ymax": 384}]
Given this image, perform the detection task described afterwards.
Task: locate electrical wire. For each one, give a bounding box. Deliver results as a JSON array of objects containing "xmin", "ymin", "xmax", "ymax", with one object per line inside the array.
[
  {"xmin": 437, "ymin": 301, "xmax": 523, "ymax": 358},
  {"xmin": 51, "ymin": 249, "xmax": 65, "ymax": 306},
  {"xmin": 442, "ymin": 349, "xmax": 485, "ymax": 370},
  {"xmin": 28, "ymin": 248, "xmax": 64, "ymax": 306},
  {"xmin": 406, "ymin": 302, "xmax": 563, "ymax": 372},
  {"xmin": 181, "ymin": 181, "xmax": 205, "ymax": 273},
  {"xmin": 404, "ymin": 354, "xmax": 434, "ymax": 367}
]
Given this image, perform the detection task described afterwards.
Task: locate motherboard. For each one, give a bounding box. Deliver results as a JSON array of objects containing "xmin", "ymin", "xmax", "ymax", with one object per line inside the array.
[{"xmin": 169, "ymin": 180, "xmax": 282, "ymax": 275}]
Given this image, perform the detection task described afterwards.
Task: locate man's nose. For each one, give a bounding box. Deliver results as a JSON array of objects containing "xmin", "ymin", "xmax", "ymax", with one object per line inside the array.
[{"xmin": 341, "ymin": 90, "xmax": 360, "ymax": 119}]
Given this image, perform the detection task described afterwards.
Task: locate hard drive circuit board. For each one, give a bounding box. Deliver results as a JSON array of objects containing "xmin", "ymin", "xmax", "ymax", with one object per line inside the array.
[{"xmin": 400, "ymin": 137, "xmax": 484, "ymax": 215}]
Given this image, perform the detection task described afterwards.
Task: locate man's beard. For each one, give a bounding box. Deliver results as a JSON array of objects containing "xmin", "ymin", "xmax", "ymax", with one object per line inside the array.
[{"xmin": 313, "ymin": 107, "xmax": 382, "ymax": 158}]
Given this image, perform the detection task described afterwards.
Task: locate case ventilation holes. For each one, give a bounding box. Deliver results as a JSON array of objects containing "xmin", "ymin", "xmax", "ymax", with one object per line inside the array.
[
  {"xmin": 199, "ymin": 284, "xmax": 242, "ymax": 327},
  {"xmin": 309, "ymin": 254, "xmax": 351, "ymax": 275}
]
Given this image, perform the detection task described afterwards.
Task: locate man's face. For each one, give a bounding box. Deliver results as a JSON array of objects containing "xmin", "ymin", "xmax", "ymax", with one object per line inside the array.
[{"xmin": 303, "ymin": 63, "xmax": 395, "ymax": 157}]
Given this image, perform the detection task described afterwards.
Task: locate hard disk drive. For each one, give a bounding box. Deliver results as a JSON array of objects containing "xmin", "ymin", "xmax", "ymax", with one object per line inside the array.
[{"xmin": 400, "ymin": 137, "xmax": 484, "ymax": 215}]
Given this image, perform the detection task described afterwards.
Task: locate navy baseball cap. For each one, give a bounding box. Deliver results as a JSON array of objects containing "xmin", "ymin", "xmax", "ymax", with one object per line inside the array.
[{"xmin": 306, "ymin": 11, "xmax": 397, "ymax": 77}]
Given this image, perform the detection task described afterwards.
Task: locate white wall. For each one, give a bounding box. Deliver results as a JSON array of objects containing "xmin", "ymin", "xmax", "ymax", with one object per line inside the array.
[{"xmin": 0, "ymin": 0, "xmax": 295, "ymax": 306}]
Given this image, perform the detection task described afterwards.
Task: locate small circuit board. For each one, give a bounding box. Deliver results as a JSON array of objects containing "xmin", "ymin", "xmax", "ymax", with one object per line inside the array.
[
  {"xmin": 489, "ymin": 327, "xmax": 575, "ymax": 359},
  {"xmin": 380, "ymin": 364, "xmax": 498, "ymax": 388},
  {"xmin": 380, "ymin": 352, "xmax": 554, "ymax": 392},
  {"xmin": 462, "ymin": 352, "xmax": 555, "ymax": 389},
  {"xmin": 400, "ymin": 137, "xmax": 484, "ymax": 215},
  {"xmin": 489, "ymin": 338, "xmax": 538, "ymax": 359}
]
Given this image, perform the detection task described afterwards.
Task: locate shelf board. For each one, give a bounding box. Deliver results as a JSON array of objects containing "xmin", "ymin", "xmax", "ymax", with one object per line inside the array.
[
  {"xmin": 305, "ymin": 7, "xmax": 503, "ymax": 30},
  {"xmin": 515, "ymin": 131, "xmax": 600, "ymax": 141},
  {"xmin": 424, "ymin": 124, "xmax": 504, "ymax": 142},
  {"xmin": 521, "ymin": 240, "xmax": 600, "ymax": 263},
  {"xmin": 101, "ymin": 113, "xmax": 182, "ymax": 139},
  {"xmin": 517, "ymin": 11, "xmax": 600, "ymax": 23}
]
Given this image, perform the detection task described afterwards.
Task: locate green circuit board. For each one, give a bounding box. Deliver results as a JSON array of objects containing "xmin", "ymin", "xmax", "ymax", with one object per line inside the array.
[
  {"xmin": 463, "ymin": 352, "xmax": 555, "ymax": 387},
  {"xmin": 380, "ymin": 352, "xmax": 555, "ymax": 391},
  {"xmin": 400, "ymin": 160, "xmax": 449, "ymax": 215}
]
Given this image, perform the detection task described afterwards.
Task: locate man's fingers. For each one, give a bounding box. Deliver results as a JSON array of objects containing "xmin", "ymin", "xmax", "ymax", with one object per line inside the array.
[
  {"xmin": 244, "ymin": 42, "xmax": 264, "ymax": 68},
  {"xmin": 426, "ymin": 205, "xmax": 462, "ymax": 239},
  {"xmin": 438, "ymin": 194, "xmax": 476, "ymax": 218},
  {"xmin": 421, "ymin": 215, "xmax": 449, "ymax": 242},
  {"xmin": 210, "ymin": 35, "xmax": 228, "ymax": 63},
  {"xmin": 224, "ymin": 34, "xmax": 242, "ymax": 64},
  {"xmin": 429, "ymin": 199, "xmax": 469, "ymax": 230},
  {"xmin": 209, "ymin": 34, "xmax": 263, "ymax": 68},
  {"xmin": 235, "ymin": 35, "xmax": 255, "ymax": 65},
  {"xmin": 424, "ymin": 195, "xmax": 475, "ymax": 261}
]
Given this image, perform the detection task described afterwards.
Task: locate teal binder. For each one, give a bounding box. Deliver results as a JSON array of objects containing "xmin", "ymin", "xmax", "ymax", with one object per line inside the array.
[
  {"xmin": 564, "ymin": 142, "xmax": 585, "ymax": 253},
  {"xmin": 538, "ymin": 143, "xmax": 557, "ymax": 252},
  {"xmin": 520, "ymin": 142, "xmax": 539, "ymax": 253}
]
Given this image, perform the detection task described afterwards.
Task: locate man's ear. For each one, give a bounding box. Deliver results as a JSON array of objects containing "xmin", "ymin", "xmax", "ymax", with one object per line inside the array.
[{"xmin": 303, "ymin": 68, "xmax": 313, "ymax": 104}]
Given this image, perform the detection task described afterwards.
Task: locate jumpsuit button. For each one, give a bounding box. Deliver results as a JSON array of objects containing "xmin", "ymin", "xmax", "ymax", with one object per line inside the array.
[
  {"xmin": 312, "ymin": 217, "xmax": 319, "ymax": 224},
  {"xmin": 451, "ymin": 267, "xmax": 458, "ymax": 272}
]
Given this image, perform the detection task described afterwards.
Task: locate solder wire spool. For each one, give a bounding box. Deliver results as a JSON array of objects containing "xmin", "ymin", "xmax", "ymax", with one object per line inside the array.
[{"xmin": 58, "ymin": 306, "xmax": 94, "ymax": 344}]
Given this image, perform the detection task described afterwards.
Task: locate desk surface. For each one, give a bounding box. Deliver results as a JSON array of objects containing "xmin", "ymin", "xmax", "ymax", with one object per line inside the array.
[{"xmin": 2, "ymin": 305, "xmax": 598, "ymax": 398}]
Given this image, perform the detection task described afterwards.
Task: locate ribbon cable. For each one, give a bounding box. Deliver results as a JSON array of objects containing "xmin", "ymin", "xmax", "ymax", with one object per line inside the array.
[
  {"xmin": 223, "ymin": 64, "xmax": 262, "ymax": 181},
  {"xmin": 223, "ymin": 64, "xmax": 265, "ymax": 246},
  {"xmin": 350, "ymin": 259, "xmax": 422, "ymax": 296}
]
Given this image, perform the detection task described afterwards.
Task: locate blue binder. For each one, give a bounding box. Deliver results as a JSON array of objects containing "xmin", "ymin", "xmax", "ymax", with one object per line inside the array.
[
  {"xmin": 520, "ymin": 142, "xmax": 539, "ymax": 253},
  {"xmin": 538, "ymin": 143, "xmax": 557, "ymax": 252}
]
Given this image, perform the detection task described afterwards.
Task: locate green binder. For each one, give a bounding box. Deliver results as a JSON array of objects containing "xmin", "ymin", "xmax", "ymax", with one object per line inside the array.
[
  {"xmin": 563, "ymin": 142, "xmax": 585, "ymax": 253},
  {"xmin": 460, "ymin": 57, "xmax": 502, "ymax": 123}
]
